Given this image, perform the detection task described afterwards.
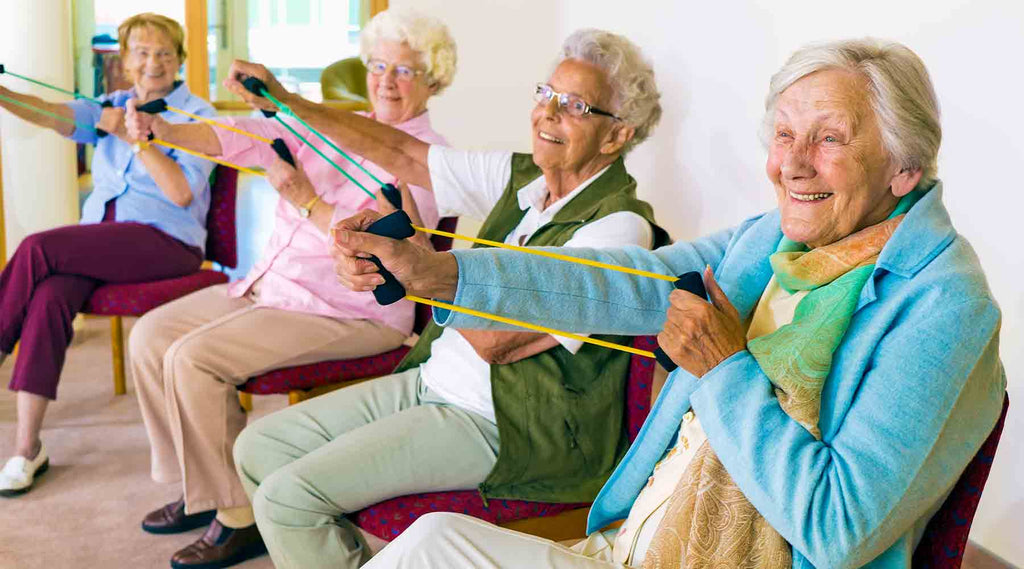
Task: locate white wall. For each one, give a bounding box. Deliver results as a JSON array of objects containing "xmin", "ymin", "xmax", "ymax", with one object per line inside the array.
[
  {"xmin": 396, "ymin": 0, "xmax": 1024, "ymax": 564},
  {"xmin": 0, "ymin": 0, "xmax": 79, "ymax": 257}
]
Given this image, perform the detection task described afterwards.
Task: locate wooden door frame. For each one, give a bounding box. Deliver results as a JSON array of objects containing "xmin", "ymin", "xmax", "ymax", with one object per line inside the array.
[{"xmin": 184, "ymin": 0, "xmax": 210, "ymax": 99}]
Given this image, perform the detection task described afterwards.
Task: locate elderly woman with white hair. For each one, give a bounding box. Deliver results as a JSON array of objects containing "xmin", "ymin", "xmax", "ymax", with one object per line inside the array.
[
  {"xmin": 332, "ymin": 39, "xmax": 1006, "ymax": 569},
  {"xmin": 226, "ymin": 28, "xmax": 669, "ymax": 569},
  {"xmin": 121, "ymin": 8, "xmax": 455, "ymax": 569}
]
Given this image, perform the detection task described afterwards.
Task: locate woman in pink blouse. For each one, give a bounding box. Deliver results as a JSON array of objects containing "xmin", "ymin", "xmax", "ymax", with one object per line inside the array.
[{"xmin": 121, "ymin": 8, "xmax": 455, "ymax": 569}]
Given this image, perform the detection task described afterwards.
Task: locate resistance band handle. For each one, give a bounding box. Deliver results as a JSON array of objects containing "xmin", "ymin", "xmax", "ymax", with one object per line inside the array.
[
  {"xmin": 653, "ymin": 271, "xmax": 709, "ymax": 372},
  {"xmin": 241, "ymin": 76, "xmax": 277, "ymax": 118},
  {"xmin": 381, "ymin": 183, "xmax": 402, "ymax": 210},
  {"xmin": 96, "ymin": 101, "xmax": 113, "ymax": 136},
  {"xmin": 136, "ymin": 99, "xmax": 168, "ymax": 114},
  {"xmin": 0, "ymin": 64, "xmax": 4, "ymax": 74},
  {"xmin": 271, "ymin": 138, "xmax": 295, "ymax": 167},
  {"xmin": 365, "ymin": 210, "xmax": 416, "ymax": 306}
]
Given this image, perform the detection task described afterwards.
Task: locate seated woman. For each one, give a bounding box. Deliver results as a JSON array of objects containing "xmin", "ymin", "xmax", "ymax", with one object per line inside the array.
[
  {"xmin": 120, "ymin": 8, "xmax": 454, "ymax": 569},
  {"xmin": 0, "ymin": 13, "xmax": 214, "ymax": 496},
  {"xmin": 225, "ymin": 29, "xmax": 668, "ymax": 569},
  {"xmin": 334, "ymin": 38, "xmax": 1006, "ymax": 569}
]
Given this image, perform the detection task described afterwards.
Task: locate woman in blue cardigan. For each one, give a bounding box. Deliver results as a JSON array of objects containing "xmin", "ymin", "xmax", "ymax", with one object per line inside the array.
[{"xmin": 332, "ymin": 38, "xmax": 1006, "ymax": 569}]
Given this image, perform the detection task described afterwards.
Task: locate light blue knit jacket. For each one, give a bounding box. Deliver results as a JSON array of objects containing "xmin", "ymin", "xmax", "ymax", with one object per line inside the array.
[{"xmin": 437, "ymin": 183, "xmax": 1006, "ymax": 568}]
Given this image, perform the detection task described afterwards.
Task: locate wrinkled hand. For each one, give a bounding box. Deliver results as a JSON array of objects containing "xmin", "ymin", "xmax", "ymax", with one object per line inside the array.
[
  {"xmin": 222, "ymin": 59, "xmax": 291, "ymax": 114},
  {"xmin": 378, "ymin": 180, "xmax": 433, "ymax": 250},
  {"xmin": 266, "ymin": 155, "xmax": 316, "ymax": 207},
  {"xmin": 330, "ymin": 210, "xmax": 457, "ymax": 299},
  {"xmin": 97, "ymin": 106, "xmax": 127, "ymax": 140},
  {"xmin": 657, "ymin": 266, "xmax": 746, "ymax": 377},
  {"xmin": 124, "ymin": 99, "xmax": 161, "ymax": 143}
]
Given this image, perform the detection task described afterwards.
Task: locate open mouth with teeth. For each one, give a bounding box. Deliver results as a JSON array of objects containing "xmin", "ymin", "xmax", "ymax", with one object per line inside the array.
[
  {"xmin": 538, "ymin": 131, "xmax": 565, "ymax": 144},
  {"xmin": 789, "ymin": 191, "xmax": 833, "ymax": 202}
]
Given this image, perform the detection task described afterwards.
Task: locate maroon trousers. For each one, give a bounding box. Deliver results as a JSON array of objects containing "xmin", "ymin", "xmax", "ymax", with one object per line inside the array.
[{"xmin": 0, "ymin": 208, "xmax": 202, "ymax": 400}]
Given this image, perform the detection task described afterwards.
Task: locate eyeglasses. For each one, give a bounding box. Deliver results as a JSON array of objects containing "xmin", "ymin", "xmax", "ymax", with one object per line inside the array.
[
  {"xmin": 366, "ymin": 59, "xmax": 425, "ymax": 83},
  {"xmin": 128, "ymin": 47, "xmax": 177, "ymax": 63},
  {"xmin": 534, "ymin": 83, "xmax": 620, "ymax": 120}
]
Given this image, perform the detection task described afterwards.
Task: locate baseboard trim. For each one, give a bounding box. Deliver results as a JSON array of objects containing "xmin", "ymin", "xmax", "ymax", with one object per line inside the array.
[{"xmin": 964, "ymin": 541, "xmax": 1019, "ymax": 569}]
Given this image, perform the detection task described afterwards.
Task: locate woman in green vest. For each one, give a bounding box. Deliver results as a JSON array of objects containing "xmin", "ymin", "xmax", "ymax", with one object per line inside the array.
[{"xmin": 227, "ymin": 29, "xmax": 669, "ymax": 569}]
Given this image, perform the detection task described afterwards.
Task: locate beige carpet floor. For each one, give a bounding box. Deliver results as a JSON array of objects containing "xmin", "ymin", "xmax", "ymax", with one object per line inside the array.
[{"xmin": 0, "ymin": 316, "xmax": 280, "ymax": 569}]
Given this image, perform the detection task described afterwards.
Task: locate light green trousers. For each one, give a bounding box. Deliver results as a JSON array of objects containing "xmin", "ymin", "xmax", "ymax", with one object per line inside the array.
[{"xmin": 232, "ymin": 367, "xmax": 500, "ymax": 569}]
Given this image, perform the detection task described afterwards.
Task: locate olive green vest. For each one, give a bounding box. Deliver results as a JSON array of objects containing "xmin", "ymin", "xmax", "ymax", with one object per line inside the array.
[{"xmin": 396, "ymin": 153, "xmax": 671, "ymax": 503}]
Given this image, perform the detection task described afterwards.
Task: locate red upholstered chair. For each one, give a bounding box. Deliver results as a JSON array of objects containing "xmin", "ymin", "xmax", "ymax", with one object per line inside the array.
[
  {"xmin": 352, "ymin": 335, "xmax": 660, "ymax": 543},
  {"xmin": 912, "ymin": 394, "xmax": 1009, "ymax": 569},
  {"xmin": 238, "ymin": 216, "xmax": 459, "ymax": 407},
  {"xmin": 83, "ymin": 166, "xmax": 238, "ymax": 395}
]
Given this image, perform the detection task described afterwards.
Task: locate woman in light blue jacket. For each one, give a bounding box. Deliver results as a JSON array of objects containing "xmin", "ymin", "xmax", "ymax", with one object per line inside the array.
[{"xmin": 332, "ymin": 38, "xmax": 1006, "ymax": 569}]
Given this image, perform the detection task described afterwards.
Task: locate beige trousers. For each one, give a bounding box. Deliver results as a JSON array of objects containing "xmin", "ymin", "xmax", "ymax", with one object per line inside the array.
[
  {"xmin": 233, "ymin": 368, "xmax": 500, "ymax": 569},
  {"xmin": 364, "ymin": 512, "xmax": 624, "ymax": 568},
  {"xmin": 129, "ymin": 284, "xmax": 406, "ymax": 513}
]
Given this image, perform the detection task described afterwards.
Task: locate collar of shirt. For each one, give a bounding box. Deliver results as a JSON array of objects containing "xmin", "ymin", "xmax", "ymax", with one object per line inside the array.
[
  {"xmin": 515, "ymin": 163, "xmax": 612, "ymax": 223},
  {"xmin": 367, "ymin": 109, "xmax": 436, "ymax": 140}
]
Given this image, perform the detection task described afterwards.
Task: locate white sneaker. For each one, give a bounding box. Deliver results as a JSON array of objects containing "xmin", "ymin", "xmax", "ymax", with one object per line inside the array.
[{"xmin": 0, "ymin": 443, "xmax": 49, "ymax": 496}]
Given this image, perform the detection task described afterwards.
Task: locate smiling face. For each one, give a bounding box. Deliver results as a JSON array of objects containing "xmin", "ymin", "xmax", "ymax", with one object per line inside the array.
[
  {"xmin": 123, "ymin": 26, "xmax": 180, "ymax": 100},
  {"xmin": 366, "ymin": 40, "xmax": 435, "ymax": 125},
  {"xmin": 766, "ymin": 68, "xmax": 917, "ymax": 248},
  {"xmin": 531, "ymin": 59, "xmax": 623, "ymax": 178}
]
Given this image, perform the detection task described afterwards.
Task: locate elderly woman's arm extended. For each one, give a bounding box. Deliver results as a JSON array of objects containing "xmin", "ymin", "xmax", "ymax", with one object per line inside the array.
[
  {"xmin": 0, "ymin": 86, "xmax": 76, "ymax": 136},
  {"xmin": 223, "ymin": 60, "xmax": 432, "ymax": 190}
]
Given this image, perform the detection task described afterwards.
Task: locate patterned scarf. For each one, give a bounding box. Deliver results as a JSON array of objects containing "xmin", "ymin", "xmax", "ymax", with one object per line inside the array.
[{"xmin": 641, "ymin": 192, "xmax": 920, "ymax": 569}]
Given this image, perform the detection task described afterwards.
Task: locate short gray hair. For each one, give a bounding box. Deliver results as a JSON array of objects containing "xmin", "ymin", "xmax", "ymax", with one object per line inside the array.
[
  {"xmin": 360, "ymin": 7, "xmax": 458, "ymax": 94},
  {"xmin": 763, "ymin": 38, "xmax": 942, "ymax": 184},
  {"xmin": 557, "ymin": 29, "xmax": 662, "ymax": 153}
]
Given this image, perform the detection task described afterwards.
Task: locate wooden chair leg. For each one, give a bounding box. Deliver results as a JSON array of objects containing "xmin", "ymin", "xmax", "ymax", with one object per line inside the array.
[
  {"xmin": 110, "ymin": 315, "xmax": 127, "ymax": 395},
  {"xmin": 238, "ymin": 391, "xmax": 253, "ymax": 412},
  {"xmin": 288, "ymin": 390, "xmax": 304, "ymax": 406}
]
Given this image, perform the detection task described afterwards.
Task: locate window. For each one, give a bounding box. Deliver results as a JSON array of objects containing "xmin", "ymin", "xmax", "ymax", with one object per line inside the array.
[{"xmin": 207, "ymin": 0, "xmax": 368, "ymax": 103}]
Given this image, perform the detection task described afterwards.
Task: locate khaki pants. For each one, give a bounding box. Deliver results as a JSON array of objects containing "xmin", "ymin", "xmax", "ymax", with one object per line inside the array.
[
  {"xmin": 233, "ymin": 367, "xmax": 500, "ymax": 569},
  {"xmin": 130, "ymin": 284, "xmax": 406, "ymax": 513},
  {"xmin": 365, "ymin": 512, "xmax": 623, "ymax": 568}
]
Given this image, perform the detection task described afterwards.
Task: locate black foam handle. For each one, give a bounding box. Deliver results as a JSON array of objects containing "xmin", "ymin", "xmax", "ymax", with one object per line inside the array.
[
  {"xmin": 653, "ymin": 271, "xmax": 709, "ymax": 372},
  {"xmin": 364, "ymin": 210, "xmax": 416, "ymax": 305},
  {"xmin": 381, "ymin": 183, "xmax": 402, "ymax": 210},
  {"xmin": 271, "ymin": 138, "xmax": 295, "ymax": 166},
  {"xmin": 241, "ymin": 76, "xmax": 276, "ymax": 118},
  {"xmin": 0, "ymin": 64, "xmax": 5, "ymax": 74},
  {"xmin": 96, "ymin": 100, "xmax": 113, "ymax": 136},
  {"xmin": 136, "ymin": 98, "xmax": 167, "ymax": 114}
]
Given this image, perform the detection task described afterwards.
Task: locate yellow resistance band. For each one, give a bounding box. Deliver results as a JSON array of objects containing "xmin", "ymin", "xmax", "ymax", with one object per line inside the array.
[
  {"xmin": 162, "ymin": 105, "xmax": 274, "ymax": 145},
  {"xmin": 149, "ymin": 139, "xmax": 266, "ymax": 177},
  {"xmin": 406, "ymin": 296, "xmax": 656, "ymax": 359},
  {"xmin": 411, "ymin": 225, "xmax": 676, "ymax": 283}
]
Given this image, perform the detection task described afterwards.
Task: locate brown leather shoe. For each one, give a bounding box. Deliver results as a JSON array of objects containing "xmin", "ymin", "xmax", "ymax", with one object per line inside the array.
[
  {"xmin": 141, "ymin": 497, "xmax": 216, "ymax": 535},
  {"xmin": 170, "ymin": 519, "xmax": 266, "ymax": 569}
]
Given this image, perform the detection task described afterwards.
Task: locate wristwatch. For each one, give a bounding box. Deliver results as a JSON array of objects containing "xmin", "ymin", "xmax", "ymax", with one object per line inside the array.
[{"xmin": 296, "ymin": 195, "xmax": 321, "ymax": 218}]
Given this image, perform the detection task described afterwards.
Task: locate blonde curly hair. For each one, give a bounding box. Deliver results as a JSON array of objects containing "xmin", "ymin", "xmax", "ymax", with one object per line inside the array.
[{"xmin": 360, "ymin": 7, "xmax": 457, "ymax": 94}]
